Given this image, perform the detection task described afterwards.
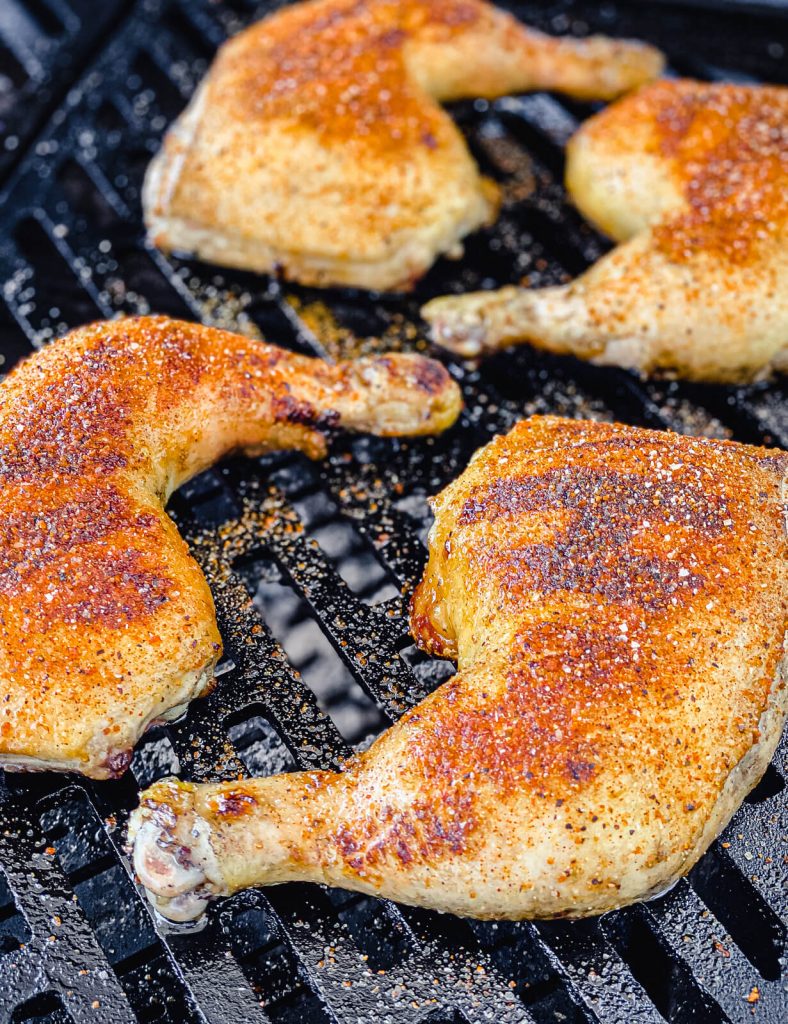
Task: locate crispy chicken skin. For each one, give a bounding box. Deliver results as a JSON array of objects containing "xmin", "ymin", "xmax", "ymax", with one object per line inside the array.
[
  {"xmin": 424, "ymin": 81, "xmax": 788, "ymax": 383},
  {"xmin": 130, "ymin": 417, "xmax": 787, "ymax": 922},
  {"xmin": 0, "ymin": 315, "xmax": 461, "ymax": 779},
  {"xmin": 143, "ymin": 0, "xmax": 663, "ymax": 291}
]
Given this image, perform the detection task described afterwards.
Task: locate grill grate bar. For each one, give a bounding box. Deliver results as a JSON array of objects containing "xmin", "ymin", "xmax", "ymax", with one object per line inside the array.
[
  {"xmin": 0, "ymin": 792, "xmax": 136, "ymax": 1023},
  {"xmin": 643, "ymin": 880, "xmax": 785, "ymax": 1020},
  {"xmin": 0, "ymin": 0, "xmax": 132, "ymax": 186},
  {"xmin": 530, "ymin": 919, "xmax": 667, "ymax": 1024},
  {"xmin": 264, "ymin": 885, "xmax": 538, "ymax": 1024},
  {"xmin": 154, "ymin": 917, "xmax": 273, "ymax": 1024},
  {"xmin": 87, "ymin": 791, "xmax": 272, "ymax": 1024}
]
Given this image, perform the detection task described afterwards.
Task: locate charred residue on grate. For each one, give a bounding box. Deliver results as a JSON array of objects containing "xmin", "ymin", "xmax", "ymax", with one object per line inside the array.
[{"xmin": 0, "ymin": 1, "xmax": 786, "ymax": 1023}]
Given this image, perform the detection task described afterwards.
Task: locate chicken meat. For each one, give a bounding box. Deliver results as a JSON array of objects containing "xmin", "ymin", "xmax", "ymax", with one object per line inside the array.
[
  {"xmin": 144, "ymin": 0, "xmax": 663, "ymax": 291},
  {"xmin": 129, "ymin": 416, "xmax": 787, "ymax": 921},
  {"xmin": 0, "ymin": 315, "xmax": 461, "ymax": 779},
  {"xmin": 424, "ymin": 80, "xmax": 788, "ymax": 383}
]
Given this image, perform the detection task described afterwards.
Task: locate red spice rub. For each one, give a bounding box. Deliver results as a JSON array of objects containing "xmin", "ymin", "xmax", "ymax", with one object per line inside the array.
[{"xmin": 326, "ymin": 417, "xmax": 787, "ymax": 873}]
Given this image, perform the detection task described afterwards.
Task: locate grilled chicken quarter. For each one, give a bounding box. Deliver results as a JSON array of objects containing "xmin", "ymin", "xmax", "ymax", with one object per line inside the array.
[
  {"xmin": 144, "ymin": 0, "xmax": 663, "ymax": 291},
  {"xmin": 424, "ymin": 81, "xmax": 788, "ymax": 383},
  {"xmin": 130, "ymin": 417, "xmax": 787, "ymax": 921},
  {"xmin": 0, "ymin": 315, "xmax": 461, "ymax": 778}
]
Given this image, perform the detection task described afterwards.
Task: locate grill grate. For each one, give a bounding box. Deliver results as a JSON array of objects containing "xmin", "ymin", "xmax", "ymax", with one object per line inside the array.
[{"xmin": 0, "ymin": 1, "xmax": 786, "ymax": 1022}]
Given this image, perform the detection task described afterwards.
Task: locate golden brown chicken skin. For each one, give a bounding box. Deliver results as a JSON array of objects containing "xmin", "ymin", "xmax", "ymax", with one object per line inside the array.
[
  {"xmin": 424, "ymin": 81, "xmax": 788, "ymax": 382},
  {"xmin": 144, "ymin": 0, "xmax": 663, "ymax": 291},
  {"xmin": 0, "ymin": 316, "xmax": 461, "ymax": 779},
  {"xmin": 129, "ymin": 417, "xmax": 786, "ymax": 922}
]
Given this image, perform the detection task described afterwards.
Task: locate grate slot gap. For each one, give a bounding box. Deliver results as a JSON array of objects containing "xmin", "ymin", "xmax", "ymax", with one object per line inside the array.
[
  {"xmin": 10, "ymin": 991, "xmax": 72, "ymax": 1024},
  {"xmin": 496, "ymin": 108, "xmax": 567, "ymax": 179},
  {"xmin": 95, "ymin": 98, "xmax": 129, "ymax": 139},
  {"xmin": 330, "ymin": 892, "xmax": 415, "ymax": 972},
  {"xmin": 603, "ymin": 907, "xmax": 728, "ymax": 1024},
  {"xmin": 744, "ymin": 763, "xmax": 785, "ymax": 804},
  {"xmin": 18, "ymin": 0, "xmax": 66, "ymax": 38},
  {"xmin": 113, "ymin": 948, "xmax": 205, "ymax": 1024},
  {"xmin": 111, "ymin": 249, "xmax": 195, "ymax": 319},
  {"xmin": 226, "ymin": 901, "xmax": 333, "ymax": 1022},
  {"xmin": 0, "ymin": 867, "xmax": 31, "ymax": 956},
  {"xmin": 225, "ymin": 710, "xmax": 298, "ymax": 777},
  {"xmin": 72, "ymin": 863, "xmax": 158, "ymax": 967},
  {"xmin": 55, "ymin": 157, "xmax": 127, "ymax": 231},
  {"xmin": 11, "ymin": 215, "xmax": 106, "ymax": 336},
  {"xmin": 248, "ymin": 300, "xmax": 315, "ymax": 357},
  {"xmin": 39, "ymin": 787, "xmax": 117, "ymax": 879},
  {"xmin": 130, "ymin": 728, "xmax": 181, "ymax": 790},
  {"xmin": 130, "ymin": 51, "xmax": 187, "ymax": 122},
  {"xmin": 689, "ymin": 847, "xmax": 786, "ymax": 980},
  {"xmin": 0, "ymin": 42, "xmax": 28, "ymax": 92},
  {"xmin": 161, "ymin": 8, "xmax": 218, "ymax": 61},
  {"xmin": 238, "ymin": 554, "xmax": 391, "ymax": 747},
  {"xmin": 398, "ymin": 641, "xmax": 456, "ymax": 695},
  {"xmin": 419, "ymin": 1011, "xmax": 469, "ymax": 1024},
  {"xmin": 272, "ymin": 461, "xmax": 401, "ymax": 605}
]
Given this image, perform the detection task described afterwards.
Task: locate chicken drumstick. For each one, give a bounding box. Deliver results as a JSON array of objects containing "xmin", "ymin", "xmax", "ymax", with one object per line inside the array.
[
  {"xmin": 424, "ymin": 81, "xmax": 788, "ymax": 383},
  {"xmin": 130, "ymin": 417, "xmax": 787, "ymax": 921},
  {"xmin": 145, "ymin": 0, "xmax": 663, "ymax": 291},
  {"xmin": 0, "ymin": 316, "xmax": 461, "ymax": 778}
]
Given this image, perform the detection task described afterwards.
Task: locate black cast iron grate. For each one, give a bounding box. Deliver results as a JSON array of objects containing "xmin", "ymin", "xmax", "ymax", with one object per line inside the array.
[{"xmin": 0, "ymin": 1, "xmax": 786, "ymax": 1022}]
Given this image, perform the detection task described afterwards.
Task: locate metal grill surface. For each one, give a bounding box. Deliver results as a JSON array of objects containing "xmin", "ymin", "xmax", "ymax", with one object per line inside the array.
[{"xmin": 0, "ymin": 2, "xmax": 785, "ymax": 1022}]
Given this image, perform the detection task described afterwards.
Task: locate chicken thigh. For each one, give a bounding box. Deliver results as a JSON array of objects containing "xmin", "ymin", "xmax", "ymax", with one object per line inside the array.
[
  {"xmin": 0, "ymin": 316, "xmax": 461, "ymax": 778},
  {"xmin": 144, "ymin": 0, "xmax": 663, "ymax": 291},
  {"xmin": 130, "ymin": 417, "xmax": 787, "ymax": 921},
  {"xmin": 424, "ymin": 81, "xmax": 788, "ymax": 383}
]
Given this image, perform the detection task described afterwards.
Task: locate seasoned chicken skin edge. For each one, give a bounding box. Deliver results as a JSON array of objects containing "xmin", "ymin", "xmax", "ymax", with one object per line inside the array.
[
  {"xmin": 0, "ymin": 315, "xmax": 461, "ymax": 778},
  {"xmin": 128, "ymin": 417, "xmax": 787, "ymax": 920},
  {"xmin": 144, "ymin": 0, "xmax": 663, "ymax": 290},
  {"xmin": 424, "ymin": 80, "xmax": 788, "ymax": 383}
]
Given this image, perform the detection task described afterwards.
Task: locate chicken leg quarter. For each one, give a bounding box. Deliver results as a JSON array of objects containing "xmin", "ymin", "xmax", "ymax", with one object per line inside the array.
[
  {"xmin": 423, "ymin": 81, "xmax": 788, "ymax": 383},
  {"xmin": 0, "ymin": 316, "xmax": 461, "ymax": 778},
  {"xmin": 130, "ymin": 417, "xmax": 787, "ymax": 921},
  {"xmin": 144, "ymin": 0, "xmax": 663, "ymax": 291}
]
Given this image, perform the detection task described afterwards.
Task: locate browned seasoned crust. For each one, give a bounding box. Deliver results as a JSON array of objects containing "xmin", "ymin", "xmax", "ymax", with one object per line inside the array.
[
  {"xmin": 0, "ymin": 315, "xmax": 461, "ymax": 777},
  {"xmin": 144, "ymin": 0, "xmax": 663, "ymax": 290},
  {"xmin": 588, "ymin": 80, "xmax": 788, "ymax": 265},
  {"xmin": 129, "ymin": 416, "xmax": 786, "ymax": 922}
]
